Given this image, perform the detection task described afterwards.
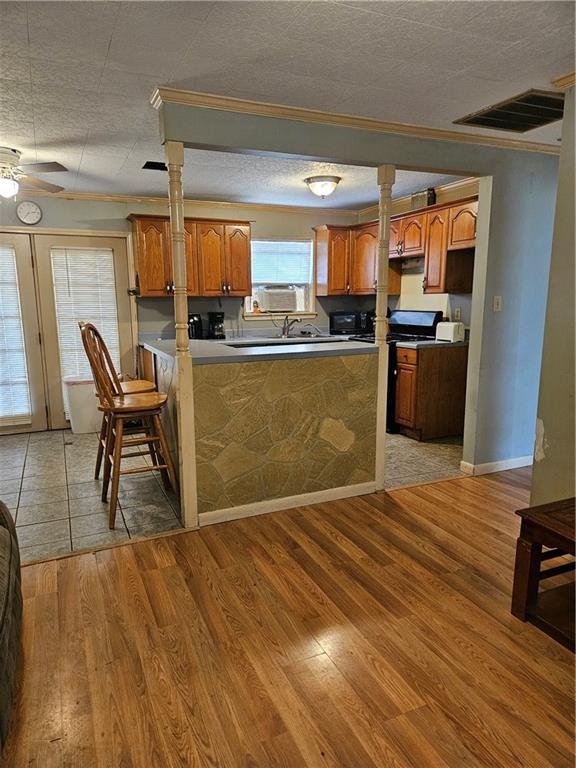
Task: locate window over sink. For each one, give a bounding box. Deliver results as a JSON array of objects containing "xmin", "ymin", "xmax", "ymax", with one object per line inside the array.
[{"xmin": 243, "ymin": 240, "xmax": 315, "ymax": 317}]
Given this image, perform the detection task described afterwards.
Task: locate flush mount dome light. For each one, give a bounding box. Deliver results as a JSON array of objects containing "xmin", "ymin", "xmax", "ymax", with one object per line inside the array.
[
  {"xmin": 304, "ymin": 175, "xmax": 341, "ymax": 198},
  {"xmin": 0, "ymin": 175, "xmax": 19, "ymax": 198}
]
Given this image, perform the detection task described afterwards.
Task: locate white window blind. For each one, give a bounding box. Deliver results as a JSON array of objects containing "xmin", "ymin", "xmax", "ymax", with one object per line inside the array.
[
  {"xmin": 0, "ymin": 245, "xmax": 32, "ymax": 426},
  {"xmin": 251, "ymin": 240, "xmax": 313, "ymax": 284},
  {"xmin": 246, "ymin": 240, "xmax": 314, "ymax": 314},
  {"xmin": 51, "ymin": 247, "xmax": 120, "ymax": 412}
]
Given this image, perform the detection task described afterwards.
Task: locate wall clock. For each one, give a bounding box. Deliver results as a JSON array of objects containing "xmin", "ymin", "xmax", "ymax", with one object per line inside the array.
[{"xmin": 16, "ymin": 200, "xmax": 42, "ymax": 225}]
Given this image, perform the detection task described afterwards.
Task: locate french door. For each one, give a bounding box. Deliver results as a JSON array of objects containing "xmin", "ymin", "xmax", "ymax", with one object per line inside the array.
[
  {"xmin": 0, "ymin": 234, "xmax": 47, "ymax": 433},
  {"xmin": 0, "ymin": 232, "xmax": 133, "ymax": 433},
  {"xmin": 34, "ymin": 235, "xmax": 133, "ymax": 429}
]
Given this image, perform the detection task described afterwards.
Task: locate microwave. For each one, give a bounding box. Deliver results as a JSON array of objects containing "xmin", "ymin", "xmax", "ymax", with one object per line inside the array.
[{"xmin": 329, "ymin": 310, "xmax": 374, "ymax": 336}]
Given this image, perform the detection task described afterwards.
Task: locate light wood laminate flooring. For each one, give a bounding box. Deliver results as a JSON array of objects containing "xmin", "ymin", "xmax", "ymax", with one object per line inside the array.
[{"xmin": 2, "ymin": 468, "xmax": 574, "ymax": 767}]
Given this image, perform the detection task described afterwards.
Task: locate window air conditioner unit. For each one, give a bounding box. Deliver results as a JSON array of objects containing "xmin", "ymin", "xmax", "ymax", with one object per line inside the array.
[{"xmin": 259, "ymin": 285, "xmax": 298, "ymax": 312}]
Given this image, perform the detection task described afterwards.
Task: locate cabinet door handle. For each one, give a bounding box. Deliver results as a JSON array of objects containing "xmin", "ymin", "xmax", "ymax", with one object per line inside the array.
[
  {"xmin": 373, "ymin": 280, "xmax": 377, "ymax": 290},
  {"xmin": 165, "ymin": 282, "xmax": 170, "ymax": 294},
  {"xmin": 346, "ymin": 283, "xmax": 350, "ymax": 294},
  {"xmin": 422, "ymin": 276, "xmax": 428, "ymax": 291},
  {"xmin": 227, "ymin": 284, "xmax": 231, "ymax": 294},
  {"xmin": 222, "ymin": 283, "xmax": 226, "ymax": 295}
]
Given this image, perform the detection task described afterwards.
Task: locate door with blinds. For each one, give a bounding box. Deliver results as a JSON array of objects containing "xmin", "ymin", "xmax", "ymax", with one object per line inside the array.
[
  {"xmin": 33, "ymin": 235, "xmax": 133, "ymax": 429},
  {"xmin": 0, "ymin": 234, "xmax": 47, "ymax": 433}
]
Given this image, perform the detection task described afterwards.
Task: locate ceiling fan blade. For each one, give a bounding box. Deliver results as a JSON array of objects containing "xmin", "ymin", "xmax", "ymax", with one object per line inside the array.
[
  {"xmin": 19, "ymin": 175, "xmax": 64, "ymax": 193},
  {"xmin": 18, "ymin": 161, "xmax": 68, "ymax": 173}
]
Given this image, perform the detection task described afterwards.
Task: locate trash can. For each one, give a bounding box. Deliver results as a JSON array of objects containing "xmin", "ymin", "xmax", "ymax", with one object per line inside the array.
[{"xmin": 63, "ymin": 377, "xmax": 101, "ymax": 434}]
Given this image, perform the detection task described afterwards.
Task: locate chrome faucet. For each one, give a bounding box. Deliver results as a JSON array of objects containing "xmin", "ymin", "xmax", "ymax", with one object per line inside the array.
[{"xmin": 281, "ymin": 315, "xmax": 302, "ymax": 338}]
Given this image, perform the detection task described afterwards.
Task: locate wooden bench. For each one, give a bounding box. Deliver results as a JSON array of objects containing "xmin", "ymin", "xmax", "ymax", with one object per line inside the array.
[{"xmin": 511, "ymin": 497, "xmax": 575, "ymax": 649}]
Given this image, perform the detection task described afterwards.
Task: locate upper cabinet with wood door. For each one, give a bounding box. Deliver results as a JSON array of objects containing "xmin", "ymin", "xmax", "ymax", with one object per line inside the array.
[
  {"xmin": 314, "ymin": 225, "xmax": 350, "ymax": 295},
  {"xmin": 423, "ymin": 203, "xmax": 475, "ymax": 294},
  {"xmin": 398, "ymin": 213, "xmax": 426, "ymax": 258},
  {"xmin": 129, "ymin": 215, "xmax": 251, "ymax": 298},
  {"xmin": 448, "ymin": 201, "xmax": 478, "ymax": 250},
  {"xmin": 197, "ymin": 222, "xmax": 226, "ymax": 296},
  {"xmin": 423, "ymin": 208, "xmax": 449, "ymax": 294},
  {"xmin": 350, "ymin": 223, "xmax": 378, "ymax": 294},
  {"xmin": 130, "ymin": 216, "xmax": 173, "ymax": 297},
  {"xmin": 314, "ymin": 222, "xmax": 402, "ymax": 296},
  {"xmin": 389, "ymin": 219, "xmax": 402, "ymax": 259},
  {"xmin": 224, "ymin": 224, "xmax": 251, "ymax": 296}
]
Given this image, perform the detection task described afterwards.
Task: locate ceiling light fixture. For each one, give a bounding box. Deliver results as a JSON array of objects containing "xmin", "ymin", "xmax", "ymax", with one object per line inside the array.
[
  {"xmin": 0, "ymin": 173, "xmax": 18, "ymax": 199},
  {"xmin": 304, "ymin": 175, "xmax": 341, "ymax": 198}
]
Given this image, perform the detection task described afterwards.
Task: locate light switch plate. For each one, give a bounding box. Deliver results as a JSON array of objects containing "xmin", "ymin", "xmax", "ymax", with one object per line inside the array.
[{"xmin": 493, "ymin": 295, "xmax": 502, "ymax": 312}]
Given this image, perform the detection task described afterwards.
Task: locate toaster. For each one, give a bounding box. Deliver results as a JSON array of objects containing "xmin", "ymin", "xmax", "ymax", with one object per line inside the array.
[{"xmin": 435, "ymin": 321, "xmax": 465, "ymax": 342}]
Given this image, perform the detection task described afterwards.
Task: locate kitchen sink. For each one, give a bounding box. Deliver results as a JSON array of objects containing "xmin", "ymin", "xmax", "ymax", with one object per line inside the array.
[{"xmin": 224, "ymin": 336, "xmax": 346, "ymax": 348}]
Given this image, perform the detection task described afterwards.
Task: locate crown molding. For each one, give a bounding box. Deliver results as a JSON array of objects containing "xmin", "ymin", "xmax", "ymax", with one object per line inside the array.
[
  {"xmin": 552, "ymin": 71, "xmax": 575, "ymax": 89},
  {"xmin": 151, "ymin": 87, "xmax": 560, "ymax": 156},
  {"xmin": 23, "ymin": 189, "xmax": 357, "ymax": 216},
  {"xmin": 357, "ymin": 176, "xmax": 480, "ymax": 219}
]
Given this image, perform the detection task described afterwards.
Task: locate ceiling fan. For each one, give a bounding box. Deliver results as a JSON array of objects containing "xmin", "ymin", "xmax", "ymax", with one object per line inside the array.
[{"xmin": 0, "ymin": 147, "xmax": 68, "ymax": 198}]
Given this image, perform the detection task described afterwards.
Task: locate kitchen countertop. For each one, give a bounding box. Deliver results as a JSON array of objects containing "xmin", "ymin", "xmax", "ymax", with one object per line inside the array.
[
  {"xmin": 140, "ymin": 336, "xmax": 379, "ymax": 365},
  {"xmin": 395, "ymin": 340, "xmax": 469, "ymax": 349}
]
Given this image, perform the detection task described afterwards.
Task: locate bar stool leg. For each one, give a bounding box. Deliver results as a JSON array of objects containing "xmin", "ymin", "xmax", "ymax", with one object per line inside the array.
[
  {"xmin": 152, "ymin": 413, "xmax": 177, "ymax": 493},
  {"xmin": 145, "ymin": 416, "xmax": 159, "ymax": 468},
  {"xmin": 101, "ymin": 413, "xmax": 115, "ymax": 502},
  {"xmin": 95, "ymin": 412, "xmax": 108, "ymax": 479},
  {"xmin": 109, "ymin": 417, "xmax": 124, "ymax": 529}
]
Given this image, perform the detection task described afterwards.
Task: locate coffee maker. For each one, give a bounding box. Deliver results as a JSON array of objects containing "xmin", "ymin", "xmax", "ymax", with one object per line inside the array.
[
  {"xmin": 207, "ymin": 312, "xmax": 225, "ymax": 339},
  {"xmin": 188, "ymin": 313, "xmax": 203, "ymax": 340}
]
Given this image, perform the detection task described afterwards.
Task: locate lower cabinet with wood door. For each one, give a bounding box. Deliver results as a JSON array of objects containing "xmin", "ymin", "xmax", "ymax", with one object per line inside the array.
[{"xmin": 394, "ymin": 344, "xmax": 469, "ymax": 440}]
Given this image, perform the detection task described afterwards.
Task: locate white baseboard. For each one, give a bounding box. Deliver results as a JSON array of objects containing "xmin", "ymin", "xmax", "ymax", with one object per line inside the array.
[
  {"xmin": 198, "ymin": 481, "xmax": 376, "ymax": 527},
  {"xmin": 459, "ymin": 455, "xmax": 533, "ymax": 476}
]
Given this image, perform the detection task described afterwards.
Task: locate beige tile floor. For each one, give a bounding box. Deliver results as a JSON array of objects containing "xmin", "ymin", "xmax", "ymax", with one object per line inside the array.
[
  {"xmin": 384, "ymin": 432, "xmax": 464, "ymax": 488},
  {"xmin": 0, "ymin": 429, "xmax": 181, "ymax": 563}
]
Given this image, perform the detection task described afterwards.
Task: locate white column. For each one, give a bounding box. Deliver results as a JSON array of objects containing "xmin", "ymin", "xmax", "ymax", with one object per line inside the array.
[
  {"xmin": 164, "ymin": 140, "xmax": 198, "ymax": 528},
  {"xmin": 165, "ymin": 141, "xmax": 189, "ymax": 356},
  {"xmin": 374, "ymin": 164, "xmax": 395, "ymax": 490}
]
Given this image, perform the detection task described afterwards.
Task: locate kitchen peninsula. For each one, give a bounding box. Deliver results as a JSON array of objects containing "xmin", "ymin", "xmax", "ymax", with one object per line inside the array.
[{"xmin": 141, "ymin": 337, "xmax": 379, "ymax": 524}]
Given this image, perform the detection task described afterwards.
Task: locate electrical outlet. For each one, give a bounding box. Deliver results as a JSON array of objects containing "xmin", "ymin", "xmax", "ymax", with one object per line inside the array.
[
  {"xmin": 493, "ymin": 295, "xmax": 502, "ymax": 312},
  {"xmin": 454, "ymin": 306, "xmax": 461, "ymax": 321}
]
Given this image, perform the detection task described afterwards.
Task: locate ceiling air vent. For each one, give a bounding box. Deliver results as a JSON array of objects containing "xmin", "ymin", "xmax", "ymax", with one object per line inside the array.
[
  {"xmin": 453, "ymin": 89, "xmax": 565, "ymax": 133},
  {"xmin": 142, "ymin": 161, "xmax": 167, "ymax": 171}
]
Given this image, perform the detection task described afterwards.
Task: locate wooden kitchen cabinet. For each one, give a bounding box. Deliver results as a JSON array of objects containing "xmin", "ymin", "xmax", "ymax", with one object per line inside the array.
[
  {"xmin": 315, "ymin": 222, "xmax": 402, "ymax": 296},
  {"xmin": 129, "ymin": 215, "xmax": 251, "ymax": 297},
  {"xmin": 197, "ymin": 222, "xmax": 226, "ymax": 296},
  {"xmin": 130, "ymin": 216, "xmax": 173, "ymax": 297},
  {"xmin": 394, "ymin": 345, "xmax": 469, "ymax": 440},
  {"xmin": 395, "ymin": 363, "xmax": 417, "ymax": 427},
  {"xmin": 224, "ymin": 224, "xmax": 251, "ymax": 296},
  {"xmin": 183, "ymin": 221, "xmax": 199, "ymax": 295},
  {"xmin": 314, "ymin": 225, "xmax": 350, "ymax": 295},
  {"xmin": 389, "ymin": 219, "xmax": 402, "ymax": 259},
  {"xmin": 448, "ymin": 201, "xmax": 478, "ymax": 250},
  {"xmin": 399, "ymin": 213, "xmax": 426, "ymax": 257},
  {"xmin": 423, "ymin": 206, "xmax": 475, "ymax": 294},
  {"xmin": 423, "ymin": 208, "xmax": 448, "ymax": 293},
  {"xmin": 350, "ymin": 223, "xmax": 377, "ymax": 294}
]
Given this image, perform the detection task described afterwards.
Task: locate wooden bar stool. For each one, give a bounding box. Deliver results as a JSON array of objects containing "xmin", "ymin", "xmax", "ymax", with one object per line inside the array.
[
  {"xmin": 78, "ymin": 321, "xmax": 155, "ymax": 480},
  {"xmin": 80, "ymin": 322, "xmax": 177, "ymax": 529}
]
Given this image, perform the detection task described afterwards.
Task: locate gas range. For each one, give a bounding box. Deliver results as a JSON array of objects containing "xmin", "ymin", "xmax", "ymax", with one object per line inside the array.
[{"xmin": 347, "ymin": 333, "xmax": 437, "ymax": 344}]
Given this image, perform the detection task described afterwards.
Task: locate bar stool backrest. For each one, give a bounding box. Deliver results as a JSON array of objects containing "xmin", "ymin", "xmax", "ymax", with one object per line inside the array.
[{"xmin": 78, "ymin": 321, "xmax": 123, "ymax": 408}]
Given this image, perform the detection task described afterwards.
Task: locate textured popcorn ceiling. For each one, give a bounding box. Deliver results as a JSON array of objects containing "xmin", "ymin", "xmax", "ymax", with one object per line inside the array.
[{"xmin": 0, "ymin": 1, "xmax": 572, "ymax": 205}]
